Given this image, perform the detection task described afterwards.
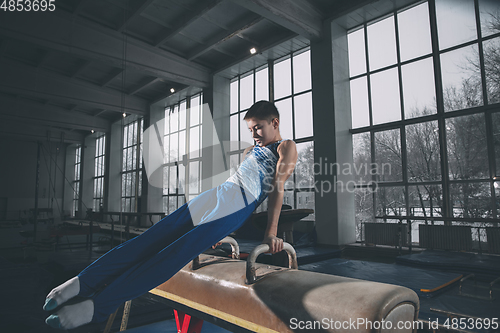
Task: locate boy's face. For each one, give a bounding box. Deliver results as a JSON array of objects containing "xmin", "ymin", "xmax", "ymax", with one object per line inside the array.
[{"xmin": 246, "ymin": 117, "xmax": 280, "ymax": 146}]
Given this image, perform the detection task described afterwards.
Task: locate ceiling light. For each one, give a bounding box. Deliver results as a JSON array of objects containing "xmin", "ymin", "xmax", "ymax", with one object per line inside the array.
[
  {"xmin": 170, "ymin": 88, "xmax": 175, "ymax": 93},
  {"xmin": 122, "ymin": 112, "xmax": 127, "ymax": 118},
  {"xmin": 91, "ymin": 129, "xmax": 94, "ymax": 134},
  {"xmin": 250, "ymin": 47, "xmax": 257, "ymax": 54}
]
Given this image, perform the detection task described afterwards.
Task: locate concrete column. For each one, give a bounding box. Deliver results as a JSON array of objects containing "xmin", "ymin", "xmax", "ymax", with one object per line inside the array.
[
  {"xmin": 81, "ymin": 135, "xmax": 96, "ymax": 214},
  {"xmin": 203, "ymin": 74, "xmax": 231, "ymax": 190},
  {"xmin": 107, "ymin": 121, "xmax": 123, "ymax": 212},
  {"xmin": 63, "ymin": 144, "xmax": 76, "ymax": 216},
  {"xmin": 310, "ymin": 21, "xmax": 355, "ymax": 246},
  {"xmin": 145, "ymin": 103, "xmax": 166, "ymax": 217}
]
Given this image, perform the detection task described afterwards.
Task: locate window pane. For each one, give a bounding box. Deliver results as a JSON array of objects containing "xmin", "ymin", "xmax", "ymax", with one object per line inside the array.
[
  {"xmin": 179, "ymin": 101, "xmax": 186, "ymax": 131},
  {"xmin": 239, "ymin": 112, "xmax": 253, "ymax": 146},
  {"xmin": 297, "ymin": 192, "xmax": 315, "ymax": 221},
  {"xmin": 479, "ymin": 0, "xmax": 500, "ymax": 38},
  {"xmin": 348, "ymin": 28, "xmax": 366, "ymax": 77},
  {"xmin": 274, "ymin": 58, "xmax": 292, "ymax": 99},
  {"xmin": 367, "ymin": 16, "xmax": 397, "ymax": 71},
  {"xmin": 164, "ymin": 110, "xmax": 170, "ymax": 135},
  {"xmin": 350, "ymin": 76, "xmax": 370, "ymax": 128},
  {"xmin": 169, "ymin": 165, "xmax": 176, "ymax": 194},
  {"xmin": 374, "ymin": 129, "xmax": 402, "ymax": 182},
  {"xmin": 163, "ymin": 167, "xmax": 169, "ymax": 195},
  {"xmin": 294, "ymin": 92, "xmax": 313, "ymax": 139},
  {"xmin": 398, "ymin": 2, "xmax": 432, "ymax": 62},
  {"xmin": 406, "ymin": 121, "xmax": 441, "ymax": 182},
  {"xmin": 441, "ymin": 45, "xmax": 483, "ymax": 112},
  {"xmin": 230, "ymin": 80, "xmax": 238, "ymax": 113},
  {"xmin": 355, "ymin": 188, "xmax": 374, "ymax": 240},
  {"xmin": 450, "ymin": 182, "xmax": 493, "ymax": 218},
  {"xmin": 256, "ymin": 67, "xmax": 269, "ymax": 102},
  {"xmin": 376, "ymin": 186, "xmax": 405, "ymax": 216},
  {"xmin": 371, "ymin": 68, "xmax": 401, "ymax": 124},
  {"xmin": 402, "ymin": 57, "xmax": 436, "ymax": 118},
  {"xmin": 189, "ymin": 126, "xmax": 200, "ymax": 158},
  {"xmin": 230, "ymin": 154, "xmax": 239, "ymax": 177},
  {"xmin": 293, "ymin": 50, "xmax": 311, "ymax": 93},
  {"xmin": 275, "ymin": 98, "xmax": 293, "ymax": 140},
  {"xmin": 170, "ymin": 132, "xmax": 178, "ymax": 162},
  {"xmin": 492, "ymin": 112, "xmax": 500, "ymax": 175},
  {"xmin": 353, "ymin": 133, "xmax": 371, "ymax": 183},
  {"xmin": 178, "ymin": 164, "xmax": 185, "ymax": 194},
  {"xmin": 163, "ymin": 135, "xmax": 170, "ymax": 164},
  {"xmin": 284, "ymin": 191, "xmax": 294, "ymax": 209},
  {"xmin": 230, "ymin": 114, "xmax": 239, "ymax": 151},
  {"xmin": 295, "ymin": 142, "xmax": 314, "ymax": 189},
  {"xmin": 436, "ymin": 0, "xmax": 477, "ymax": 50},
  {"xmin": 190, "ymin": 96, "xmax": 200, "ymax": 126},
  {"xmin": 408, "ymin": 184, "xmax": 443, "ymax": 217},
  {"xmin": 240, "ymin": 73, "xmax": 254, "ymax": 110},
  {"xmin": 189, "ymin": 161, "xmax": 199, "ymax": 194},
  {"xmin": 179, "ymin": 130, "xmax": 186, "ymax": 157},
  {"xmin": 446, "ymin": 114, "xmax": 489, "ymax": 180},
  {"xmin": 169, "ymin": 196, "xmax": 177, "ymax": 214},
  {"xmin": 170, "ymin": 107, "xmax": 178, "ymax": 132},
  {"xmin": 123, "ymin": 125, "xmax": 129, "ymax": 147},
  {"xmin": 484, "ymin": 37, "xmax": 500, "ymax": 104}
]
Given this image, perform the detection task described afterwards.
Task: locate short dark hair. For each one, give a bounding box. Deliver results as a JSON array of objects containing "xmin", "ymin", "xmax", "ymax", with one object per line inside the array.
[{"xmin": 243, "ymin": 100, "xmax": 280, "ymax": 123}]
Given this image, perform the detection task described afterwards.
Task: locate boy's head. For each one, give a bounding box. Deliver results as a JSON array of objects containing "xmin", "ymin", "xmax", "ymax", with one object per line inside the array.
[
  {"xmin": 244, "ymin": 101, "xmax": 281, "ymax": 146},
  {"xmin": 243, "ymin": 100, "xmax": 280, "ymax": 124}
]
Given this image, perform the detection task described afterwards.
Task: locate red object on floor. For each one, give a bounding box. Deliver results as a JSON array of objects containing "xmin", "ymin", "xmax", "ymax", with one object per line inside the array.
[{"xmin": 174, "ymin": 309, "xmax": 204, "ymax": 333}]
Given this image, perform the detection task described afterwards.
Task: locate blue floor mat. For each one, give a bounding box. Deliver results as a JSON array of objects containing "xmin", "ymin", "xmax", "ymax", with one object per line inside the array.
[
  {"xmin": 396, "ymin": 250, "xmax": 500, "ymax": 276},
  {"xmin": 300, "ymin": 258, "xmax": 462, "ymax": 298}
]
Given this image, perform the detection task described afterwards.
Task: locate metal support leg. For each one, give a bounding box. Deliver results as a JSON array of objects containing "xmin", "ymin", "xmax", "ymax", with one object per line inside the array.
[{"xmin": 174, "ymin": 310, "xmax": 203, "ymax": 333}]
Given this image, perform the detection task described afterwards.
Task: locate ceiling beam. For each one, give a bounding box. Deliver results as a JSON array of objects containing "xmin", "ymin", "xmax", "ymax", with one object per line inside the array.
[
  {"xmin": 71, "ymin": 60, "xmax": 93, "ymax": 78},
  {"xmin": 215, "ymin": 30, "xmax": 298, "ymax": 74},
  {"xmin": 0, "ymin": 119, "xmax": 84, "ymax": 144},
  {"xmin": 187, "ymin": 15, "xmax": 263, "ymax": 61},
  {"xmin": 129, "ymin": 77, "xmax": 162, "ymax": 95},
  {"xmin": 37, "ymin": 49, "xmax": 52, "ymax": 68},
  {"xmin": 117, "ymin": 0, "xmax": 156, "ymax": 33},
  {"xmin": 0, "ymin": 95, "xmax": 110, "ymax": 132},
  {"xmin": 0, "ymin": 10, "xmax": 211, "ymax": 87},
  {"xmin": 0, "ymin": 58, "xmax": 148, "ymax": 115},
  {"xmin": 154, "ymin": 0, "xmax": 222, "ymax": 46},
  {"xmin": 73, "ymin": 0, "xmax": 89, "ymax": 16},
  {"xmin": 229, "ymin": 0, "xmax": 323, "ymax": 41},
  {"xmin": 101, "ymin": 68, "xmax": 124, "ymax": 87}
]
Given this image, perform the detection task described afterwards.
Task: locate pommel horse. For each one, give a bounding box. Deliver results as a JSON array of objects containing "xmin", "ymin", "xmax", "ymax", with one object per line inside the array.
[{"xmin": 149, "ymin": 237, "xmax": 420, "ymax": 333}]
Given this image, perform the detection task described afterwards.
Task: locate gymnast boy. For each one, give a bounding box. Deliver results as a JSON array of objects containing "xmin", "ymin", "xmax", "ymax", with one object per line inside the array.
[{"xmin": 43, "ymin": 100, "xmax": 298, "ymax": 329}]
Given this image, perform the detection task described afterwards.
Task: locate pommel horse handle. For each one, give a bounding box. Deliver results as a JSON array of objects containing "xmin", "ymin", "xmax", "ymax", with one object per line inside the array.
[
  {"xmin": 192, "ymin": 236, "xmax": 240, "ymax": 269},
  {"xmin": 246, "ymin": 242, "xmax": 298, "ymax": 284},
  {"xmin": 219, "ymin": 236, "xmax": 240, "ymax": 259}
]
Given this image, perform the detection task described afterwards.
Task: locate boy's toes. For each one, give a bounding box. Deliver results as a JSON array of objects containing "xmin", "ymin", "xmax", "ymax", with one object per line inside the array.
[
  {"xmin": 43, "ymin": 298, "xmax": 58, "ymax": 311},
  {"xmin": 45, "ymin": 314, "xmax": 62, "ymax": 329}
]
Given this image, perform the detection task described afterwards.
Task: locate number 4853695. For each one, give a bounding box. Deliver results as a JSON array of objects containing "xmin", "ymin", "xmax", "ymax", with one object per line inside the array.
[{"xmin": 1, "ymin": 0, "xmax": 56, "ymax": 11}]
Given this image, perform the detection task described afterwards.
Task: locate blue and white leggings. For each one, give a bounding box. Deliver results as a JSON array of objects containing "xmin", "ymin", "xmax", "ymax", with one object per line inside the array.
[{"xmin": 76, "ymin": 181, "xmax": 257, "ymax": 323}]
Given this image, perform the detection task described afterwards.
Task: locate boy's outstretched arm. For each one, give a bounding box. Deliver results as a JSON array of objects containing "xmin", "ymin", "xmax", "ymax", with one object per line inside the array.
[{"xmin": 263, "ymin": 140, "xmax": 298, "ymax": 253}]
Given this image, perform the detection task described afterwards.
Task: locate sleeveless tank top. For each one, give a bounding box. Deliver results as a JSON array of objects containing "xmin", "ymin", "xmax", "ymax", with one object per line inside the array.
[{"xmin": 226, "ymin": 139, "xmax": 290, "ymax": 206}]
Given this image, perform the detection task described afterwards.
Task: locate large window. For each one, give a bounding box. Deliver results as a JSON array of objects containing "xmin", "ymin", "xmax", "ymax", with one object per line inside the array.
[
  {"xmin": 230, "ymin": 48, "xmax": 315, "ymax": 218},
  {"xmin": 122, "ymin": 118, "xmax": 143, "ymax": 212},
  {"xmin": 163, "ymin": 94, "xmax": 203, "ymax": 214},
  {"xmin": 73, "ymin": 145, "xmax": 81, "ymax": 217},
  {"xmin": 349, "ymin": 0, "xmax": 500, "ymax": 242},
  {"xmin": 93, "ymin": 134, "xmax": 105, "ymax": 212}
]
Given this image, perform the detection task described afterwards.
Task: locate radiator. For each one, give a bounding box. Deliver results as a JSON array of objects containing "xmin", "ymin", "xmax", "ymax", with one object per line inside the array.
[
  {"xmin": 364, "ymin": 223, "xmax": 408, "ymax": 246},
  {"xmin": 419, "ymin": 225, "xmax": 472, "ymax": 251},
  {"xmin": 486, "ymin": 228, "xmax": 500, "ymax": 254}
]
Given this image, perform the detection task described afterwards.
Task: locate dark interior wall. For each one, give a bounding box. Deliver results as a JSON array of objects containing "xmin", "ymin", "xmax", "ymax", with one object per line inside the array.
[{"xmin": 0, "ymin": 138, "xmax": 66, "ymax": 221}]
